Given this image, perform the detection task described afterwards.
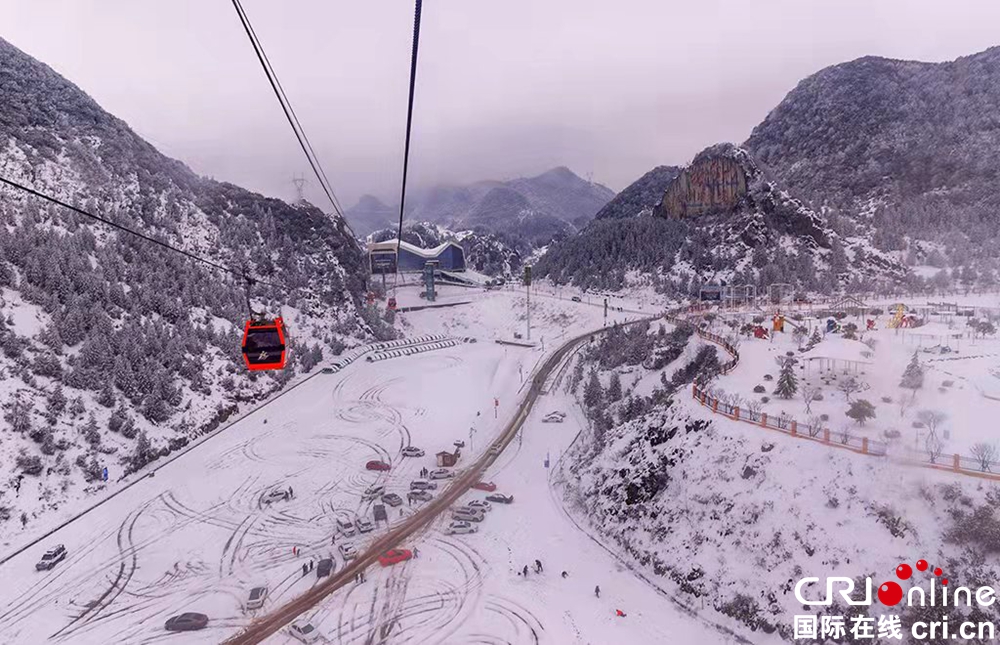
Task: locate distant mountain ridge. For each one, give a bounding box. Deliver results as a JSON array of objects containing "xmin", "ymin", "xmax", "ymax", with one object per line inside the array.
[{"xmin": 346, "ymin": 167, "xmax": 615, "ymax": 246}]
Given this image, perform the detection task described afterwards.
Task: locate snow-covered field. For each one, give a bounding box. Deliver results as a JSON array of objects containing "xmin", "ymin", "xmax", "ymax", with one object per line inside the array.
[
  {"xmin": 705, "ymin": 304, "xmax": 1000, "ymax": 462},
  {"xmin": 0, "ymin": 289, "xmax": 736, "ymax": 644}
]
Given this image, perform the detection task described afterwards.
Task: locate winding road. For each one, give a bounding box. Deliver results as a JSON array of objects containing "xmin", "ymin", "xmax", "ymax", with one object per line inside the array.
[{"xmin": 224, "ymin": 315, "xmax": 659, "ymax": 644}]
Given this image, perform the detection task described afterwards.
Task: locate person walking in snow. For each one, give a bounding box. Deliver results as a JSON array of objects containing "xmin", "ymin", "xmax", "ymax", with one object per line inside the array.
[
  {"xmin": 561, "ymin": 571, "xmax": 568, "ymax": 579},
  {"xmin": 302, "ymin": 563, "xmax": 308, "ymax": 577},
  {"xmin": 522, "ymin": 565, "xmax": 529, "ymax": 577},
  {"xmin": 534, "ymin": 559, "xmax": 542, "ymax": 573},
  {"xmin": 594, "ymin": 585, "xmax": 601, "ymax": 598},
  {"xmin": 413, "ymin": 547, "xmax": 419, "ymax": 559}
]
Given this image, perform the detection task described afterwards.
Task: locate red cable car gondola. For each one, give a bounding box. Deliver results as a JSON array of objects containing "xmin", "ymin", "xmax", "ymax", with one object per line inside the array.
[{"xmin": 241, "ymin": 317, "xmax": 287, "ymax": 371}]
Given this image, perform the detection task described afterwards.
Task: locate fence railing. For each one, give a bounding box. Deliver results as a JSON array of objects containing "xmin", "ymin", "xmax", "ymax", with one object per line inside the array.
[{"xmin": 668, "ymin": 305, "xmax": 1000, "ymax": 482}]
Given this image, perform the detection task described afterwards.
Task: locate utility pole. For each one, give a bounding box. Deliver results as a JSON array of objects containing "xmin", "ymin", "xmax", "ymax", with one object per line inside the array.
[
  {"xmin": 292, "ymin": 174, "xmax": 307, "ymax": 203},
  {"xmin": 524, "ymin": 265, "xmax": 532, "ymax": 341}
]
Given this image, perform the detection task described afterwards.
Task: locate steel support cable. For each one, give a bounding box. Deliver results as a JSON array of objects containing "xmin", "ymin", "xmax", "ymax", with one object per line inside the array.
[
  {"xmin": 231, "ymin": 0, "xmax": 347, "ymax": 220},
  {"xmin": 393, "ymin": 0, "xmax": 424, "ymax": 286},
  {"xmin": 0, "ymin": 175, "xmax": 281, "ymax": 290}
]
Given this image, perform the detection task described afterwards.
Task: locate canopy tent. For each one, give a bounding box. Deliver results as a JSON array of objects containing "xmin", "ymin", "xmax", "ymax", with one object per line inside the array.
[{"xmin": 802, "ymin": 337, "xmax": 874, "ymax": 373}]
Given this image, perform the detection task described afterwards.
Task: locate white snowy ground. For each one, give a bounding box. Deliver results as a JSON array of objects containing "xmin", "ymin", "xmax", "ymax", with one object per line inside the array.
[
  {"xmin": 0, "ymin": 289, "xmax": 735, "ymax": 644},
  {"xmin": 704, "ymin": 305, "xmax": 1000, "ymax": 460}
]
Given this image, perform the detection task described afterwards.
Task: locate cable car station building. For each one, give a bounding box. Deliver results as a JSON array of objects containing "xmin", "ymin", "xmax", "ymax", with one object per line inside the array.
[{"xmin": 367, "ymin": 239, "xmax": 466, "ymax": 274}]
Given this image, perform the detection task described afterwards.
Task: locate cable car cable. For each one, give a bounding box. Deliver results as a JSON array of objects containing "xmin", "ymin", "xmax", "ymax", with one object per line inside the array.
[
  {"xmin": 393, "ymin": 0, "xmax": 423, "ymax": 283},
  {"xmin": 230, "ymin": 0, "xmax": 347, "ymax": 220},
  {"xmin": 0, "ymin": 174, "xmax": 282, "ymax": 290}
]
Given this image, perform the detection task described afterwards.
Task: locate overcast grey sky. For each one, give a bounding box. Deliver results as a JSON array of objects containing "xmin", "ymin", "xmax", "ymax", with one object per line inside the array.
[{"xmin": 2, "ymin": 1, "xmax": 999, "ymax": 209}]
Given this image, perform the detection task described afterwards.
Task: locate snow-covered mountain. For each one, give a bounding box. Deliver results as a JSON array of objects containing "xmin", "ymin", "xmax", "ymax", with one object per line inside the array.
[
  {"xmin": 745, "ymin": 47, "xmax": 1000, "ymax": 288},
  {"xmin": 0, "ymin": 36, "xmax": 384, "ymax": 540},
  {"xmin": 536, "ymin": 143, "xmax": 904, "ymax": 294},
  {"xmin": 347, "ymin": 167, "xmax": 615, "ymax": 246}
]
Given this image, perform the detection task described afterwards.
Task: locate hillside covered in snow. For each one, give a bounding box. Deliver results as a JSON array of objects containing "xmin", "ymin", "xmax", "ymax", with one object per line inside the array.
[
  {"xmin": 0, "ymin": 36, "xmax": 388, "ymax": 541},
  {"xmin": 535, "ymin": 143, "xmax": 904, "ymax": 294}
]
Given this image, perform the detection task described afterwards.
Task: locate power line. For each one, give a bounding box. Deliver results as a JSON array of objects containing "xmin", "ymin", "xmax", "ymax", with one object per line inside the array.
[
  {"xmin": 394, "ymin": 0, "xmax": 424, "ymax": 276},
  {"xmin": 0, "ymin": 175, "xmax": 282, "ymax": 290},
  {"xmin": 231, "ymin": 0, "xmax": 347, "ymax": 220}
]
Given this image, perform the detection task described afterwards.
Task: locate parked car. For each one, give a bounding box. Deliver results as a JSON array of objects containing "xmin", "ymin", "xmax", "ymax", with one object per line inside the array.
[
  {"xmin": 165, "ymin": 612, "xmax": 209, "ymax": 632},
  {"xmin": 366, "ymin": 460, "xmax": 391, "ymax": 472},
  {"xmin": 401, "ymin": 446, "xmax": 425, "ymax": 457},
  {"xmin": 337, "ymin": 517, "xmax": 357, "ymax": 537},
  {"xmin": 542, "ymin": 411, "xmax": 566, "ymax": 423},
  {"xmin": 379, "ymin": 548, "xmax": 413, "ymax": 566},
  {"xmin": 381, "ymin": 493, "xmax": 403, "ymax": 507},
  {"xmin": 338, "ymin": 543, "xmax": 358, "ymax": 561},
  {"xmin": 452, "ymin": 507, "xmax": 485, "ymax": 523},
  {"xmin": 571, "ymin": 296, "xmax": 582, "ymax": 302},
  {"xmin": 321, "ymin": 367, "xmax": 335, "ymax": 374},
  {"xmin": 35, "ymin": 544, "xmax": 67, "ymax": 571},
  {"xmin": 445, "ymin": 520, "xmax": 478, "ymax": 535},
  {"xmin": 316, "ymin": 558, "xmax": 334, "ymax": 578},
  {"xmin": 453, "ymin": 440, "xmax": 465, "ymax": 448},
  {"xmin": 289, "ymin": 621, "xmax": 321, "ymax": 643},
  {"xmin": 355, "ymin": 517, "xmax": 374, "ymax": 534},
  {"xmin": 408, "ymin": 490, "xmax": 433, "ymax": 503},
  {"xmin": 363, "ymin": 484, "xmax": 385, "ymax": 500},
  {"xmin": 262, "ymin": 489, "xmax": 290, "ymax": 504},
  {"xmin": 428, "ymin": 468, "xmax": 454, "ymax": 480},
  {"xmin": 410, "ymin": 479, "xmax": 437, "ymax": 491},
  {"xmin": 466, "ymin": 499, "xmax": 491, "ymax": 513},
  {"xmin": 246, "ymin": 586, "xmax": 268, "ymax": 611},
  {"xmin": 472, "ymin": 481, "xmax": 496, "ymax": 492},
  {"xmin": 485, "ymin": 493, "xmax": 514, "ymax": 504}
]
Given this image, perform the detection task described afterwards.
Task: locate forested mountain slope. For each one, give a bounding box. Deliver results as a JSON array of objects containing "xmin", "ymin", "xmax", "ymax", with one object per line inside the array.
[
  {"xmin": 0, "ymin": 36, "xmax": 382, "ymax": 541},
  {"xmin": 745, "ymin": 47, "xmax": 1000, "ymax": 280},
  {"xmin": 535, "ymin": 143, "xmax": 903, "ymax": 294}
]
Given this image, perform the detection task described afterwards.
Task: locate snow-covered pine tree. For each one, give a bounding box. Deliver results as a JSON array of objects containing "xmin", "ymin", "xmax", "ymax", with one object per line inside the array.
[
  {"xmin": 583, "ymin": 369, "xmax": 603, "ymax": 409},
  {"xmin": 607, "ymin": 372, "xmax": 623, "ymax": 401},
  {"xmin": 899, "ymin": 352, "xmax": 924, "ymax": 396},
  {"xmin": 774, "ymin": 358, "xmax": 798, "ymax": 399}
]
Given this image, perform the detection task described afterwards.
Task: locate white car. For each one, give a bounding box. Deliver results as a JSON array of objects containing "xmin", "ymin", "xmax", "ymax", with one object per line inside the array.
[
  {"xmin": 542, "ymin": 412, "xmax": 565, "ymax": 423},
  {"xmin": 338, "ymin": 543, "xmax": 358, "ymax": 561},
  {"xmin": 337, "ymin": 517, "xmax": 357, "ymax": 537},
  {"xmin": 401, "ymin": 446, "xmax": 425, "ymax": 457},
  {"xmin": 355, "ymin": 517, "xmax": 374, "ymax": 534},
  {"xmin": 289, "ymin": 621, "xmax": 321, "ymax": 643},
  {"xmin": 363, "ymin": 484, "xmax": 385, "ymax": 500},
  {"xmin": 466, "ymin": 499, "xmax": 491, "ymax": 513},
  {"xmin": 428, "ymin": 468, "xmax": 455, "ymax": 480},
  {"xmin": 452, "ymin": 507, "xmax": 485, "ymax": 523},
  {"xmin": 410, "ymin": 479, "xmax": 437, "ymax": 491},
  {"xmin": 445, "ymin": 520, "xmax": 478, "ymax": 535},
  {"xmin": 246, "ymin": 585, "xmax": 268, "ymax": 611}
]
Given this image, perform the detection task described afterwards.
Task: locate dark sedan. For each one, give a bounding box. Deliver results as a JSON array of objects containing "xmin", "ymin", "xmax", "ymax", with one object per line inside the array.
[{"xmin": 165, "ymin": 612, "xmax": 209, "ymax": 631}]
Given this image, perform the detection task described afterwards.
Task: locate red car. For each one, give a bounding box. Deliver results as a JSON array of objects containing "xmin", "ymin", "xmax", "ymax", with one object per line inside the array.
[
  {"xmin": 472, "ymin": 481, "xmax": 497, "ymax": 492},
  {"xmin": 366, "ymin": 460, "xmax": 391, "ymax": 472},
  {"xmin": 378, "ymin": 548, "xmax": 413, "ymax": 567}
]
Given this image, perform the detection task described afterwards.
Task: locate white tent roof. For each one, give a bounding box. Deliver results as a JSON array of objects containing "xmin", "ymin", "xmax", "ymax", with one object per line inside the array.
[
  {"xmin": 367, "ymin": 239, "xmax": 462, "ymax": 258},
  {"xmin": 803, "ymin": 337, "xmax": 873, "ymax": 364}
]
